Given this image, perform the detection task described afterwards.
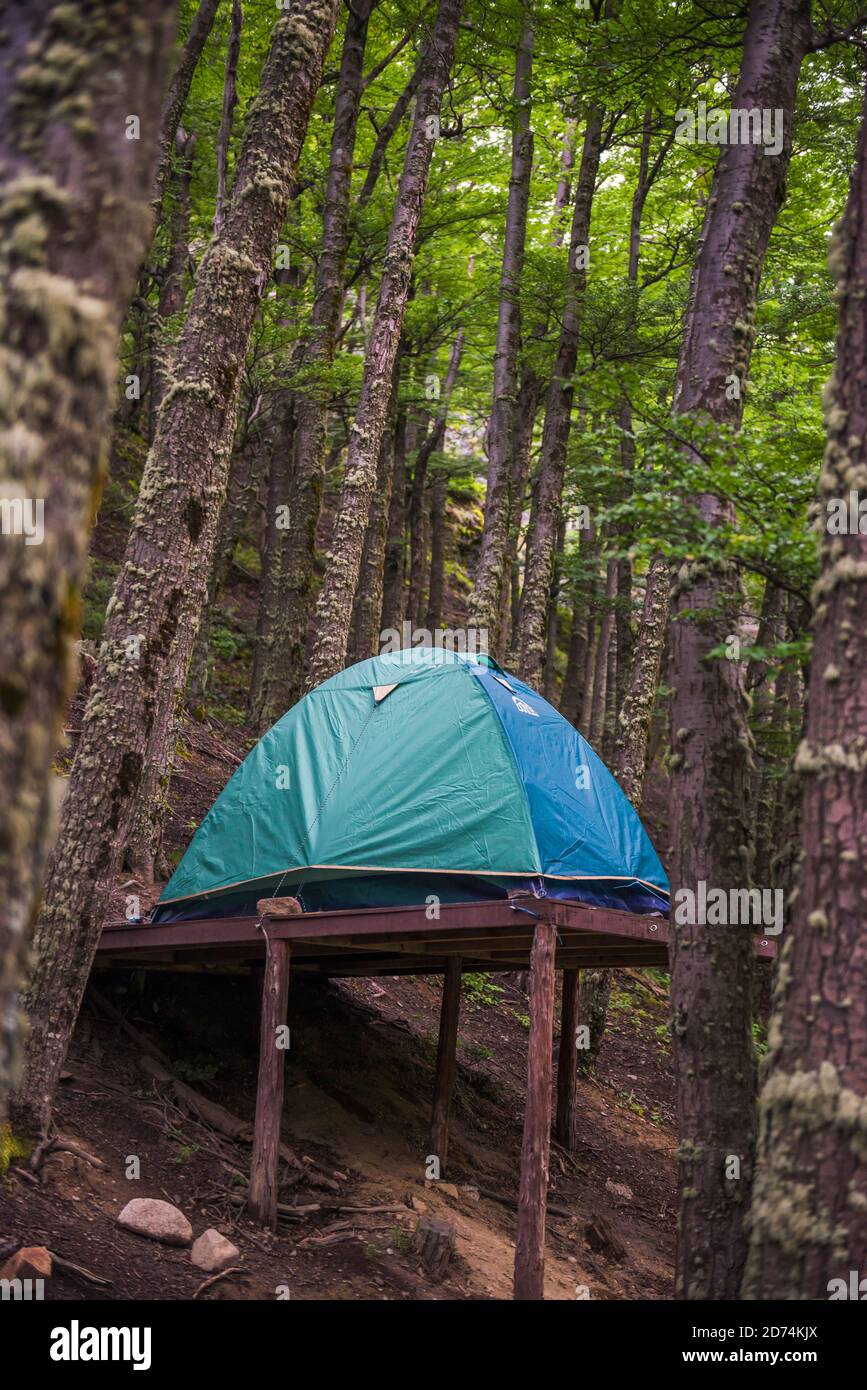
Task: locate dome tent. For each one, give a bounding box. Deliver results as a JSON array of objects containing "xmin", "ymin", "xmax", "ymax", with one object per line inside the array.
[{"xmin": 154, "ymin": 646, "xmax": 669, "ymax": 922}]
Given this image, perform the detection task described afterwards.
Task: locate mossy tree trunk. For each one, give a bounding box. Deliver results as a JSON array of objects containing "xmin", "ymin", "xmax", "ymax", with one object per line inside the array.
[
  {"xmin": 347, "ymin": 356, "xmax": 401, "ymax": 664},
  {"xmin": 744, "ymin": 74, "xmax": 867, "ymax": 1299},
  {"xmin": 149, "ymin": 126, "xmax": 197, "ymax": 439},
  {"xmin": 276, "ymin": 0, "xmax": 373, "ymax": 711},
  {"xmin": 518, "ymin": 107, "xmax": 604, "ymax": 686},
  {"xmin": 213, "ymin": 0, "xmax": 243, "ymax": 237},
  {"xmin": 467, "ymin": 13, "xmax": 534, "ymax": 649},
  {"xmin": 11, "ymin": 0, "xmax": 341, "ymax": 1138},
  {"xmin": 306, "ymin": 0, "xmax": 465, "ymax": 688},
  {"xmin": 666, "ymin": 0, "xmax": 812, "ymax": 1300},
  {"xmin": 0, "ymin": 0, "xmax": 177, "ymax": 1123}
]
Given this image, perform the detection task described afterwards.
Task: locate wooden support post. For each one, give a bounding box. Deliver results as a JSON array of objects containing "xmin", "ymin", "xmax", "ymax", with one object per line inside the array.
[
  {"xmin": 429, "ymin": 955, "xmax": 462, "ymax": 1177},
  {"xmin": 555, "ymin": 968, "xmax": 580, "ymax": 1152},
  {"xmin": 247, "ymin": 936, "xmax": 291, "ymax": 1229},
  {"xmin": 514, "ymin": 919, "xmax": 557, "ymax": 1301}
]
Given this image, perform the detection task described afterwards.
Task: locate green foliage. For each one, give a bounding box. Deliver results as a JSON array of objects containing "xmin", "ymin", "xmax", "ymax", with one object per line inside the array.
[
  {"xmin": 82, "ymin": 562, "xmax": 119, "ymax": 642},
  {"xmin": 461, "ymin": 972, "xmax": 504, "ymax": 1007}
]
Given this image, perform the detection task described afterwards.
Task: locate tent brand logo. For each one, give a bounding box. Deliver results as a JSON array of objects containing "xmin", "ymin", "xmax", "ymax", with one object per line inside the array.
[
  {"xmin": 828, "ymin": 1271, "xmax": 867, "ymax": 1299},
  {"xmin": 379, "ymin": 622, "xmax": 489, "ymax": 655},
  {"xmin": 0, "ymin": 1277, "xmax": 44, "ymax": 1300},
  {"xmin": 674, "ymin": 101, "xmax": 784, "ymax": 156},
  {"xmin": 0, "ymin": 494, "xmax": 44, "ymax": 545},
  {"xmin": 674, "ymin": 880, "xmax": 783, "ymax": 934},
  {"xmin": 50, "ymin": 1320, "xmax": 152, "ymax": 1371},
  {"xmin": 511, "ymin": 696, "xmax": 537, "ymax": 717}
]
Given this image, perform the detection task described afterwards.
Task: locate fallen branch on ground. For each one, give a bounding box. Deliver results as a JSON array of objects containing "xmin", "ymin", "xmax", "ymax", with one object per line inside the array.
[{"xmin": 193, "ymin": 1266, "xmax": 243, "ymax": 1299}]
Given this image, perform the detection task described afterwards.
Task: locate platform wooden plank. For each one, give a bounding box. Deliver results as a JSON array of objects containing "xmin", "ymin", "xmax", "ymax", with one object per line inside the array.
[{"xmin": 96, "ymin": 897, "xmax": 776, "ymax": 973}]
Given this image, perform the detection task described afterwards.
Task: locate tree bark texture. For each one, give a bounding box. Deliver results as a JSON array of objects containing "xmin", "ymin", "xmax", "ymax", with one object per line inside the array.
[
  {"xmin": 666, "ymin": 0, "xmax": 812, "ymax": 1300},
  {"xmin": 213, "ymin": 0, "xmax": 243, "ymax": 237},
  {"xmin": 348, "ymin": 364, "xmax": 399, "ymax": 663},
  {"xmin": 744, "ymin": 72, "xmax": 867, "ymax": 1300},
  {"xmin": 149, "ymin": 127, "xmax": 197, "ymax": 437},
  {"xmin": 0, "ymin": 0, "xmax": 177, "ymax": 1122},
  {"xmin": 12, "ymin": 0, "xmax": 340, "ymax": 1137}
]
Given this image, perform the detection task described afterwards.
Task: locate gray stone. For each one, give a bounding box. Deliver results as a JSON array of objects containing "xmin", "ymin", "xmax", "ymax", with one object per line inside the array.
[
  {"xmin": 117, "ymin": 1198, "xmax": 192, "ymax": 1246},
  {"xmin": 190, "ymin": 1228, "xmax": 240, "ymax": 1273}
]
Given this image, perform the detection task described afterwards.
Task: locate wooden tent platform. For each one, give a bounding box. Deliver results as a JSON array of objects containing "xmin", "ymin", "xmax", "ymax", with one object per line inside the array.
[
  {"xmin": 96, "ymin": 895, "xmax": 776, "ymax": 974},
  {"xmin": 95, "ymin": 896, "xmax": 776, "ymax": 1299}
]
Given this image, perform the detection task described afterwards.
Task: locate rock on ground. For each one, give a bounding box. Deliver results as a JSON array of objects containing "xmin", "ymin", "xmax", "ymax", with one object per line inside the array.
[
  {"xmin": 117, "ymin": 1198, "xmax": 192, "ymax": 1246},
  {"xmin": 190, "ymin": 1228, "xmax": 240, "ymax": 1273},
  {"xmin": 0, "ymin": 1246, "xmax": 52, "ymax": 1282}
]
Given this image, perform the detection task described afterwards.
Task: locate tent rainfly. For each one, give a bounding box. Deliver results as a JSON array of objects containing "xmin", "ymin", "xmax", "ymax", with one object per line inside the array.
[{"xmin": 155, "ymin": 646, "xmax": 669, "ymax": 923}]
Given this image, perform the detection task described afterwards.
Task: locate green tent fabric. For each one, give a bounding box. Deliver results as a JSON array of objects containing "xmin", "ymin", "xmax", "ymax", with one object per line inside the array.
[{"xmin": 155, "ymin": 646, "xmax": 669, "ymax": 921}]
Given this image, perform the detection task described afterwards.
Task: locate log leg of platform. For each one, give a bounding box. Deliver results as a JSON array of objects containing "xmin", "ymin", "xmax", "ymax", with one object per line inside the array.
[
  {"xmin": 247, "ymin": 938, "xmax": 291, "ymax": 1229},
  {"xmin": 514, "ymin": 919, "xmax": 557, "ymax": 1301},
  {"xmin": 429, "ymin": 956, "xmax": 462, "ymax": 1177},
  {"xmin": 555, "ymin": 968, "xmax": 580, "ymax": 1152}
]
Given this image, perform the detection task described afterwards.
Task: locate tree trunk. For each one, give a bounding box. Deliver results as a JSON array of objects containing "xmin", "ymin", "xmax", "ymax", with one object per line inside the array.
[
  {"xmin": 748, "ymin": 582, "xmax": 787, "ymax": 886},
  {"xmin": 467, "ymin": 13, "xmax": 534, "ymax": 648},
  {"xmin": 153, "ymin": 0, "xmax": 221, "ymax": 220},
  {"xmin": 276, "ymin": 0, "xmax": 374, "ymax": 711},
  {"xmin": 744, "ymin": 72, "xmax": 867, "ymax": 1300},
  {"xmin": 0, "ymin": 0, "xmax": 177, "ymax": 1123},
  {"xmin": 356, "ymin": 62, "xmax": 424, "ymax": 212},
  {"xmin": 380, "ymin": 389, "xmax": 411, "ymax": 633},
  {"xmin": 213, "ymin": 0, "xmax": 243, "ymax": 237},
  {"xmin": 348, "ymin": 368, "xmax": 399, "ymax": 663},
  {"xmin": 589, "ymin": 556, "xmax": 617, "ymax": 748},
  {"xmin": 518, "ymin": 107, "xmax": 604, "ymax": 686},
  {"xmin": 407, "ymin": 330, "xmax": 464, "ymax": 631},
  {"xmin": 407, "ymin": 413, "xmax": 432, "ymax": 631},
  {"xmin": 613, "ymin": 555, "xmax": 669, "ymax": 804},
  {"xmin": 187, "ymin": 407, "xmax": 269, "ymax": 710},
  {"xmin": 542, "ymin": 517, "xmax": 565, "ymax": 701},
  {"xmin": 666, "ymin": 0, "xmax": 812, "ymax": 1300},
  {"xmin": 249, "ymin": 405, "xmax": 296, "ymax": 731},
  {"xmin": 577, "ymin": 970, "xmax": 612, "ymax": 1076},
  {"xmin": 559, "ymin": 598, "xmax": 588, "ymax": 726},
  {"xmin": 149, "ymin": 127, "xmax": 197, "ymax": 437},
  {"xmin": 11, "ymin": 0, "xmax": 341, "ymax": 1138},
  {"xmin": 425, "ymin": 470, "xmax": 448, "ymax": 632},
  {"xmin": 306, "ymin": 0, "xmax": 467, "ymax": 687},
  {"xmin": 500, "ymin": 119, "xmax": 576, "ymax": 663}
]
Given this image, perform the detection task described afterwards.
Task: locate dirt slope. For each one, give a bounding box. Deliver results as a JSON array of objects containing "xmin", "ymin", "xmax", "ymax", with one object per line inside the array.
[{"xmin": 1, "ymin": 960, "xmax": 675, "ymax": 1301}]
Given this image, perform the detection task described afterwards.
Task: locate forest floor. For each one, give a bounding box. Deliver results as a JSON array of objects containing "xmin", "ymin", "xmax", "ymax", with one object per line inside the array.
[{"xmin": 0, "ymin": 954, "xmax": 676, "ymax": 1301}]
